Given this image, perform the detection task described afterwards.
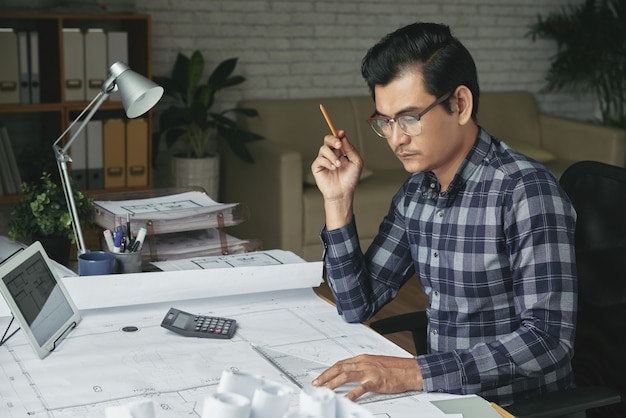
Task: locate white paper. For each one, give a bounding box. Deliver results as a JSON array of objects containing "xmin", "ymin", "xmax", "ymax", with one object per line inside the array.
[
  {"xmin": 152, "ymin": 249, "xmax": 307, "ymax": 271},
  {"xmin": 0, "ymin": 287, "xmax": 465, "ymax": 417},
  {"xmin": 94, "ymin": 191, "xmax": 236, "ymax": 220},
  {"xmin": 0, "ymin": 250, "xmax": 322, "ymax": 316}
]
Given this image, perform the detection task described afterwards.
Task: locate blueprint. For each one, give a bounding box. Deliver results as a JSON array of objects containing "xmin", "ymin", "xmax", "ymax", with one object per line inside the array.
[
  {"xmin": 0, "ymin": 251, "xmax": 497, "ymax": 417},
  {"xmin": 0, "ymin": 287, "xmax": 465, "ymax": 417}
]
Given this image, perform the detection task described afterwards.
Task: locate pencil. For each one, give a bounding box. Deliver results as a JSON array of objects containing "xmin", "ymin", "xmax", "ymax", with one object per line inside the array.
[
  {"xmin": 490, "ymin": 402, "xmax": 516, "ymax": 418},
  {"xmin": 319, "ymin": 104, "xmax": 347, "ymax": 156}
]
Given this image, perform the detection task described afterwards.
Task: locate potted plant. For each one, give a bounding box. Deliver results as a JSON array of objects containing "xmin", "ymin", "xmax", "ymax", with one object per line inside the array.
[
  {"xmin": 154, "ymin": 50, "xmax": 263, "ymax": 199},
  {"xmin": 7, "ymin": 172, "xmax": 93, "ymax": 265},
  {"xmin": 527, "ymin": 0, "xmax": 626, "ymax": 129}
]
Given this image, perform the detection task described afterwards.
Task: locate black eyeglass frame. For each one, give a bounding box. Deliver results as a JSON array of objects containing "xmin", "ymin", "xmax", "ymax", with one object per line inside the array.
[{"xmin": 366, "ymin": 90, "xmax": 454, "ymax": 138}]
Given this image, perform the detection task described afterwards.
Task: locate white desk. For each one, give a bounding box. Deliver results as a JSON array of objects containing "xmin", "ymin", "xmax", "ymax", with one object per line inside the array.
[{"xmin": 0, "ymin": 255, "xmax": 502, "ymax": 418}]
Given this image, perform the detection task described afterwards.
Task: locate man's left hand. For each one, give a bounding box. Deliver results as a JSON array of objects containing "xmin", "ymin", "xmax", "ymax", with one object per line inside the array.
[{"xmin": 312, "ymin": 354, "xmax": 423, "ymax": 401}]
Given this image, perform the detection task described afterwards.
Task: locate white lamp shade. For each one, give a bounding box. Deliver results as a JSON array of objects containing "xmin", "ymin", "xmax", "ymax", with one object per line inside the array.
[{"xmin": 109, "ymin": 61, "xmax": 164, "ymax": 118}]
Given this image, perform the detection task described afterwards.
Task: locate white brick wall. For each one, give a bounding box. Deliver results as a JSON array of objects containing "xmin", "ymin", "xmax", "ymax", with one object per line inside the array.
[
  {"xmin": 139, "ymin": 0, "xmax": 595, "ymax": 120},
  {"xmin": 0, "ymin": 0, "xmax": 594, "ymax": 119}
]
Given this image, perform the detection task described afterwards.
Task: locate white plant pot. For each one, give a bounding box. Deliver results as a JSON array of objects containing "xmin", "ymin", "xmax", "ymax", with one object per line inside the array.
[{"xmin": 172, "ymin": 154, "xmax": 220, "ymax": 200}]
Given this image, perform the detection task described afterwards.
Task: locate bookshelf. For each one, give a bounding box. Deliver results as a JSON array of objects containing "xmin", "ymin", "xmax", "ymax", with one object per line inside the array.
[{"xmin": 0, "ymin": 11, "xmax": 154, "ymax": 204}]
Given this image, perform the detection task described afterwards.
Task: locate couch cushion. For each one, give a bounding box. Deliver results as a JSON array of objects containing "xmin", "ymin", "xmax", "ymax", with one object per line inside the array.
[
  {"xmin": 478, "ymin": 91, "xmax": 542, "ymax": 147},
  {"xmin": 504, "ymin": 138, "xmax": 556, "ymax": 163},
  {"xmin": 240, "ymin": 97, "xmax": 369, "ymax": 185},
  {"xmin": 302, "ymin": 170, "xmax": 410, "ymax": 246},
  {"xmin": 304, "ymin": 167, "xmax": 374, "ymax": 186}
]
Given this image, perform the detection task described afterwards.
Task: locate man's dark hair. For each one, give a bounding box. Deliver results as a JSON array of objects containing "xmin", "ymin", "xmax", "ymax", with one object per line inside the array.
[{"xmin": 361, "ymin": 22, "xmax": 480, "ymax": 120}]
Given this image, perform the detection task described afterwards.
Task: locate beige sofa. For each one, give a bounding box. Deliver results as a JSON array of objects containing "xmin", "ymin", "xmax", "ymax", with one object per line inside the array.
[{"xmin": 221, "ymin": 91, "xmax": 626, "ymax": 261}]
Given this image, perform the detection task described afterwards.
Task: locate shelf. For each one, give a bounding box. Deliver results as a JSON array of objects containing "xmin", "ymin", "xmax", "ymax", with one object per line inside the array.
[{"xmin": 0, "ymin": 11, "xmax": 154, "ymax": 203}]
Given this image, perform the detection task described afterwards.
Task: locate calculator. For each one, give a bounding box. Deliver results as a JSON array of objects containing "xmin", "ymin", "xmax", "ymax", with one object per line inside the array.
[{"xmin": 160, "ymin": 307, "xmax": 237, "ymax": 339}]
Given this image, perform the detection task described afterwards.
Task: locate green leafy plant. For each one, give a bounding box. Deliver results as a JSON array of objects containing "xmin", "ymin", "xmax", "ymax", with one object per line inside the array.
[
  {"xmin": 527, "ymin": 0, "xmax": 626, "ymax": 128},
  {"xmin": 8, "ymin": 172, "xmax": 93, "ymax": 242},
  {"xmin": 154, "ymin": 51, "xmax": 263, "ymax": 162}
]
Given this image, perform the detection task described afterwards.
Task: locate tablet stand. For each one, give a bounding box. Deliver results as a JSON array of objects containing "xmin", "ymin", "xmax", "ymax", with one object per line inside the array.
[
  {"xmin": 0, "ymin": 316, "xmax": 20, "ymax": 346},
  {"xmin": 0, "ymin": 248, "xmax": 24, "ymax": 346},
  {"xmin": 51, "ymin": 321, "xmax": 78, "ymax": 353}
]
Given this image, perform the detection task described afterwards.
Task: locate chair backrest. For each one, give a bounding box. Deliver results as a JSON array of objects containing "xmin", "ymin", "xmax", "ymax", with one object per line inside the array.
[
  {"xmin": 560, "ymin": 160, "xmax": 626, "ymax": 254},
  {"xmin": 559, "ymin": 160, "xmax": 626, "ymax": 417},
  {"xmin": 560, "ymin": 160, "xmax": 626, "ymax": 309}
]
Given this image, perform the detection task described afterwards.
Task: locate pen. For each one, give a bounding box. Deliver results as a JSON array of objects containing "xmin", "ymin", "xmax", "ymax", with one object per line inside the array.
[
  {"xmin": 131, "ymin": 227, "xmax": 147, "ymax": 253},
  {"xmin": 319, "ymin": 104, "xmax": 347, "ymax": 156},
  {"xmin": 113, "ymin": 229, "xmax": 123, "ymax": 253},
  {"xmin": 103, "ymin": 229, "xmax": 115, "ymax": 252},
  {"xmin": 126, "ymin": 213, "xmax": 133, "ymax": 243}
]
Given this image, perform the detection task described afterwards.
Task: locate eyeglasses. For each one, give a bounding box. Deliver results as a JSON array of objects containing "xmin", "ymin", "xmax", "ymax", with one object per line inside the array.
[{"xmin": 367, "ymin": 91, "xmax": 453, "ymax": 138}]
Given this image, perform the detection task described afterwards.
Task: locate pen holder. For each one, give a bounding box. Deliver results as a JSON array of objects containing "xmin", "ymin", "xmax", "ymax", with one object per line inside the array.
[{"xmin": 112, "ymin": 250, "xmax": 143, "ymax": 274}]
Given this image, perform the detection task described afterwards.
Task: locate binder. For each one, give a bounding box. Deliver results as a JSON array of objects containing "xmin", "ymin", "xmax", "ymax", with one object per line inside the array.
[
  {"xmin": 29, "ymin": 31, "xmax": 40, "ymax": 103},
  {"xmin": 86, "ymin": 120, "xmax": 104, "ymax": 189},
  {"xmin": 125, "ymin": 118, "xmax": 148, "ymax": 187},
  {"xmin": 17, "ymin": 31, "xmax": 30, "ymax": 104},
  {"xmin": 84, "ymin": 29, "xmax": 107, "ymax": 100},
  {"xmin": 0, "ymin": 124, "xmax": 19, "ymax": 194},
  {"xmin": 0, "ymin": 139, "xmax": 12, "ymax": 194},
  {"xmin": 103, "ymin": 119, "xmax": 126, "ymax": 188},
  {"xmin": 106, "ymin": 31, "xmax": 128, "ymax": 102},
  {"xmin": 0, "ymin": 123, "xmax": 22, "ymax": 193},
  {"xmin": 0, "ymin": 29, "xmax": 20, "ymax": 104},
  {"xmin": 63, "ymin": 28, "xmax": 85, "ymax": 101},
  {"xmin": 69, "ymin": 124, "xmax": 88, "ymax": 189}
]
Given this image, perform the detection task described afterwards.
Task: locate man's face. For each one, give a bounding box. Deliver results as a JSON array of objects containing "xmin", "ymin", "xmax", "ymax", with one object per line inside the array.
[{"xmin": 373, "ymin": 69, "xmax": 464, "ymax": 176}]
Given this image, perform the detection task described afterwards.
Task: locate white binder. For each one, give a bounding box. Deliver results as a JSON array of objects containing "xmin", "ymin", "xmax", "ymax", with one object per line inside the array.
[
  {"xmin": 17, "ymin": 31, "xmax": 30, "ymax": 104},
  {"xmin": 69, "ymin": 123, "xmax": 88, "ymax": 189},
  {"xmin": 86, "ymin": 119, "xmax": 104, "ymax": 189},
  {"xmin": 106, "ymin": 31, "xmax": 128, "ymax": 102},
  {"xmin": 84, "ymin": 28, "xmax": 107, "ymax": 100},
  {"xmin": 63, "ymin": 28, "xmax": 85, "ymax": 101},
  {"xmin": 29, "ymin": 31, "xmax": 40, "ymax": 103},
  {"xmin": 0, "ymin": 29, "xmax": 20, "ymax": 104}
]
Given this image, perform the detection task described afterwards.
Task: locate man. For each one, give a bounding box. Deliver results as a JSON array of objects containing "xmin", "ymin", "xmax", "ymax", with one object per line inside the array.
[{"xmin": 310, "ymin": 22, "xmax": 577, "ymax": 406}]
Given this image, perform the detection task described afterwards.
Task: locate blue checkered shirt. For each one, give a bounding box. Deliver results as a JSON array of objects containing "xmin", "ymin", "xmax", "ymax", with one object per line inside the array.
[{"xmin": 320, "ymin": 128, "xmax": 577, "ymax": 406}]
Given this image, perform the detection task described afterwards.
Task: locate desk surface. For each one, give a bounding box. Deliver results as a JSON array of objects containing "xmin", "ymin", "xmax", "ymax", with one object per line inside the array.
[{"xmin": 0, "ymin": 257, "xmax": 506, "ymax": 417}]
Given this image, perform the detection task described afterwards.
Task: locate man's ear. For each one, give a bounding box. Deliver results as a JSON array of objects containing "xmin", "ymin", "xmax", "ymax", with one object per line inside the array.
[{"xmin": 453, "ymin": 85, "xmax": 473, "ymax": 125}]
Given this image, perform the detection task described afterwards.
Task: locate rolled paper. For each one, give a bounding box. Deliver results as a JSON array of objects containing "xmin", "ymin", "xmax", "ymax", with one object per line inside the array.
[
  {"xmin": 217, "ymin": 369, "xmax": 264, "ymax": 400},
  {"xmin": 250, "ymin": 381, "xmax": 293, "ymax": 418},
  {"xmin": 201, "ymin": 391, "xmax": 251, "ymax": 418},
  {"xmin": 299, "ymin": 385, "xmax": 336, "ymax": 418}
]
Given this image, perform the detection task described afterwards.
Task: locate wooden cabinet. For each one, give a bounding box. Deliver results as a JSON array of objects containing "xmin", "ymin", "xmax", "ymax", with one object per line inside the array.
[{"xmin": 0, "ymin": 12, "xmax": 154, "ymax": 203}]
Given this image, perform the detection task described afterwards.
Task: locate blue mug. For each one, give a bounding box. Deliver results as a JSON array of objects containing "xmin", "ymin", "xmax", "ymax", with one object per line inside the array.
[{"xmin": 78, "ymin": 251, "xmax": 116, "ymax": 276}]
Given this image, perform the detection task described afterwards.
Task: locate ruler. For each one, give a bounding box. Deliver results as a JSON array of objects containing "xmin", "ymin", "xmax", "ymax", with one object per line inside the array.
[{"xmin": 251, "ymin": 344, "xmax": 421, "ymax": 404}]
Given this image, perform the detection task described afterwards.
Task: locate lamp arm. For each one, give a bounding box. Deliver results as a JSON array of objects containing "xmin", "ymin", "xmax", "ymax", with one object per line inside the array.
[{"xmin": 52, "ymin": 85, "xmax": 113, "ymax": 255}]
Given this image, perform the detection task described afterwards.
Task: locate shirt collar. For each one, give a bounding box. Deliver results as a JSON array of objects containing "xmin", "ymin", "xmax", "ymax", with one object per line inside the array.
[{"xmin": 444, "ymin": 127, "xmax": 492, "ymax": 194}]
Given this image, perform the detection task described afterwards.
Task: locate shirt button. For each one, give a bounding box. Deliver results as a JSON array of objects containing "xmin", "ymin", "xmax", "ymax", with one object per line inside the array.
[
  {"xmin": 437, "ymin": 210, "xmax": 444, "ymax": 217},
  {"xmin": 432, "ymin": 329, "xmax": 438, "ymax": 335},
  {"xmin": 430, "ymin": 182, "xmax": 436, "ymax": 189},
  {"xmin": 433, "ymin": 252, "xmax": 438, "ymax": 258},
  {"xmin": 434, "ymin": 291, "xmax": 439, "ymax": 297}
]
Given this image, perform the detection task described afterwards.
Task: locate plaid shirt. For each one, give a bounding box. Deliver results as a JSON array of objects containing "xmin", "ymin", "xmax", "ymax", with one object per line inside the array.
[{"xmin": 321, "ymin": 128, "xmax": 577, "ymax": 406}]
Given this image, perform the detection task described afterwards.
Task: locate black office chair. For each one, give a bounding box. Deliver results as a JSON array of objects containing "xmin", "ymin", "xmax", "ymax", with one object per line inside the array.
[{"xmin": 370, "ymin": 160, "xmax": 625, "ymax": 418}]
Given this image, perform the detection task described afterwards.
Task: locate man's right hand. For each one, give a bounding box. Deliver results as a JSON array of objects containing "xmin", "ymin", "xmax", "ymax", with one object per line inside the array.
[{"xmin": 311, "ymin": 130, "xmax": 363, "ymax": 230}]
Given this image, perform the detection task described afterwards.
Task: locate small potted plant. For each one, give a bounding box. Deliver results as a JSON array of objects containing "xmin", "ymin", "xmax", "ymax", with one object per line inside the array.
[
  {"xmin": 154, "ymin": 50, "xmax": 263, "ymax": 199},
  {"xmin": 8, "ymin": 172, "xmax": 93, "ymax": 265}
]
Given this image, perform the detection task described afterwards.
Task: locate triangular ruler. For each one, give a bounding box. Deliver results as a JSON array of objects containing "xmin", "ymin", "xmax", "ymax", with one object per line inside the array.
[{"xmin": 251, "ymin": 344, "xmax": 421, "ymax": 404}]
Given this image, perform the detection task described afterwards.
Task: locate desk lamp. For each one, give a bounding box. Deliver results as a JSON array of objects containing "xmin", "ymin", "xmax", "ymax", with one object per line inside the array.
[{"xmin": 53, "ymin": 61, "xmax": 164, "ymax": 255}]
